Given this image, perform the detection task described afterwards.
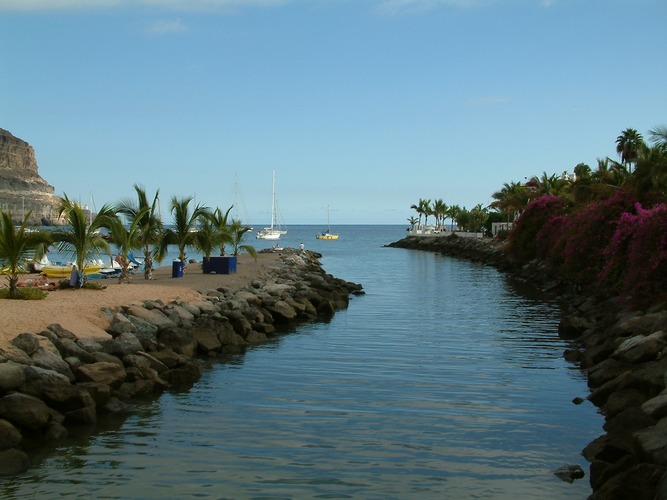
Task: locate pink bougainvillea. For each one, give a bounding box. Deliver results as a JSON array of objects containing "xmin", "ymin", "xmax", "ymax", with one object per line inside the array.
[
  {"xmin": 601, "ymin": 202, "xmax": 667, "ymax": 303},
  {"xmin": 559, "ymin": 190, "xmax": 637, "ymax": 284},
  {"xmin": 507, "ymin": 195, "xmax": 567, "ymax": 262}
]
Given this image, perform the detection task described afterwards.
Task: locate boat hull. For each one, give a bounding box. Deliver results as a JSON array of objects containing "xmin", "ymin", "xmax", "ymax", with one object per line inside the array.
[
  {"xmin": 316, "ymin": 233, "xmax": 339, "ymax": 240},
  {"xmin": 42, "ymin": 265, "xmax": 103, "ymax": 279}
]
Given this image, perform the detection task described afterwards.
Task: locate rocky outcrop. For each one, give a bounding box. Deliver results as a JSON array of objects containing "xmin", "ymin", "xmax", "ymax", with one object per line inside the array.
[
  {"xmin": 389, "ymin": 233, "xmax": 667, "ymax": 499},
  {"xmin": 0, "ymin": 249, "xmax": 363, "ymax": 475},
  {"xmin": 0, "ymin": 128, "xmax": 59, "ymax": 225}
]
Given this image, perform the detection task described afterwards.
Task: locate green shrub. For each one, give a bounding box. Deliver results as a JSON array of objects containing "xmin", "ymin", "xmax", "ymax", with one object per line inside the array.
[{"xmin": 0, "ymin": 287, "xmax": 49, "ymax": 300}]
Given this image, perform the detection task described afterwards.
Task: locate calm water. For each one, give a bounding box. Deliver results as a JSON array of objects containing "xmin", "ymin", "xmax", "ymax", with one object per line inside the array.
[{"xmin": 2, "ymin": 225, "xmax": 603, "ymax": 499}]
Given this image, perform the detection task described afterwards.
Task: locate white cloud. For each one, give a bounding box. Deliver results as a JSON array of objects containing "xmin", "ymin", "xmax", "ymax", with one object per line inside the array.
[
  {"xmin": 377, "ymin": 0, "xmax": 488, "ymax": 15},
  {"xmin": 0, "ymin": 0, "xmax": 288, "ymax": 11},
  {"xmin": 147, "ymin": 17, "xmax": 188, "ymax": 35},
  {"xmin": 465, "ymin": 96, "xmax": 510, "ymax": 107}
]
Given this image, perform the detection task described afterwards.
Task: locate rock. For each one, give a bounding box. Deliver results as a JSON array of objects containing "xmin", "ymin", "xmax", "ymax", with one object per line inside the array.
[
  {"xmin": 613, "ymin": 331, "xmax": 667, "ymax": 364},
  {"xmin": 10, "ymin": 332, "xmax": 40, "ymax": 355},
  {"xmin": 558, "ymin": 316, "xmax": 594, "ymax": 339},
  {"xmin": 0, "ymin": 448, "xmax": 30, "ymax": 476},
  {"xmin": 157, "ymin": 329, "xmax": 197, "ymax": 358},
  {"xmin": 125, "ymin": 305, "xmax": 177, "ymax": 331},
  {"xmin": 0, "ymin": 128, "xmax": 59, "ymax": 226},
  {"xmin": 30, "ymin": 347, "xmax": 75, "ymax": 382},
  {"xmin": 642, "ymin": 391, "xmax": 667, "ymax": 419},
  {"xmin": 52, "ymin": 338, "xmax": 97, "ymax": 364},
  {"xmin": 0, "ymin": 392, "xmax": 52, "ymax": 430},
  {"xmin": 46, "ymin": 324, "xmax": 78, "ymax": 340},
  {"xmin": 107, "ymin": 313, "xmax": 136, "ymax": 337},
  {"xmin": 266, "ymin": 300, "xmax": 297, "ymax": 322},
  {"xmin": 0, "ymin": 418, "xmax": 22, "ymax": 449},
  {"xmin": 164, "ymin": 304, "xmax": 195, "ymax": 323},
  {"xmin": 191, "ymin": 329, "xmax": 222, "ymax": 353},
  {"xmin": 0, "ymin": 361, "xmax": 26, "ymax": 391},
  {"xmin": 554, "ymin": 463, "xmax": 585, "ymax": 483},
  {"xmin": 75, "ymin": 362, "xmax": 126, "ymax": 388},
  {"xmin": 0, "ymin": 345, "xmax": 33, "ymax": 365},
  {"xmin": 113, "ymin": 332, "xmax": 144, "ymax": 356},
  {"xmin": 635, "ymin": 417, "xmax": 667, "ymax": 465}
]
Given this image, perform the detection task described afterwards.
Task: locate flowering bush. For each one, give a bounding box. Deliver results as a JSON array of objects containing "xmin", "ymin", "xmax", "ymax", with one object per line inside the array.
[
  {"xmin": 559, "ymin": 190, "xmax": 637, "ymax": 284},
  {"xmin": 601, "ymin": 202, "xmax": 667, "ymax": 303},
  {"xmin": 507, "ymin": 195, "xmax": 567, "ymax": 262}
]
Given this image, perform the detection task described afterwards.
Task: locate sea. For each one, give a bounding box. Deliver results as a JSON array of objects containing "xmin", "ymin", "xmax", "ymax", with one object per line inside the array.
[{"xmin": 1, "ymin": 225, "xmax": 604, "ymax": 499}]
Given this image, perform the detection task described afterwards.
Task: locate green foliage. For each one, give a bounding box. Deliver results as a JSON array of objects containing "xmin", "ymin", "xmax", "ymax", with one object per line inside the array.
[{"xmin": 0, "ymin": 286, "xmax": 49, "ymax": 300}]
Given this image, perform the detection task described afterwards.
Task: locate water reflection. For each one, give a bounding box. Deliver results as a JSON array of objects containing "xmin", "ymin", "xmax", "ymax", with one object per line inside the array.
[{"xmin": 1, "ymin": 228, "xmax": 603, "ymax": 499}]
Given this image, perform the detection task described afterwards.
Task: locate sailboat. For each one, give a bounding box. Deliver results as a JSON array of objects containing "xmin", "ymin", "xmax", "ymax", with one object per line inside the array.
[
  {"xmin": 316, "ymin": 205, "xmax": 339, "ymax": 240},
  {"xmin": 256, "ymin": 170, "xmax": 287, "ymax": 240}
]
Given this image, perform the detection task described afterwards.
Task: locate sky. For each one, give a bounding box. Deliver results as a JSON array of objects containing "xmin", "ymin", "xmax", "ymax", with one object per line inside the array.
[{"xmin": 1, "ymin": 0, "xmax": 666, "ymax": 225}]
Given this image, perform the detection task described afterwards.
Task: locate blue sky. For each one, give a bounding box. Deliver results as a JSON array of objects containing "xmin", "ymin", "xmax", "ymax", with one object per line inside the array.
[{"xmin": 2, "ymin": 0, "xmax": 666, "ymax": 225}]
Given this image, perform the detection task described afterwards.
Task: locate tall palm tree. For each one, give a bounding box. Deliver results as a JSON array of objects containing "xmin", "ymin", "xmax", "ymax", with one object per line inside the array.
[
  {"xmin": 0, "ymin": 210, "xmax": 52, "ymax": 297},
  {"xmin": 159, "ymin": 195, "xmax": 208, "ymax": 268},
  {"xmin": 421, "ymin": 199, "xmax": 432, "ymax": 228},
  {"xmin": 634, "ymin": 144, "xmax": 667, "ymax": 198},
  {"xmin": 51, "ymin": 194, "xmax": 116, "ymax": 286},
  {"xmin": 447, "ymin": 204, "xmax": 462, "ymax": 231},
  {"xmin": 615, "ymin": 128, "xmax": 645, "ymax": 172},
  {"xmin": 229, "ymin": 220, "xmax": 257, "ymax": 260},
  {"xmin": 432, "ymin": 199, "xmax": 448, "ymax": 229},
  {"xmin": 410, "ymin": 199, "xmax": 425, "ymax": 229},
  {"xmin": 116, "ymin": 185, "xmax": 163, "ymax": 280},
  {"xmin": 106, "ymin": 207, "xmax": 149, "ymax": 283}
]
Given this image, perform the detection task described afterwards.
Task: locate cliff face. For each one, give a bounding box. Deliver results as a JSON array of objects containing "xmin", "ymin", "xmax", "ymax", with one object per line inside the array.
[{"xmin": 0, "ymin": 128, "xmax": 59, "ymax": 225}]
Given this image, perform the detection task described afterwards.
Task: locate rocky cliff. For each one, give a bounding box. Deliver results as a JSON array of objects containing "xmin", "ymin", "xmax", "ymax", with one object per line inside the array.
[{"xmin": 0, "ymin": 128, "xmax": 59, "ymax": 225}]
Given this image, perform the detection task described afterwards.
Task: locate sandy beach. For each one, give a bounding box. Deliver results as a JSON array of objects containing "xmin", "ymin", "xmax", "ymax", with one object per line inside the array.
[{"xmin": 0, "ymin": 253, "xmax": 281, "ymax": 349}]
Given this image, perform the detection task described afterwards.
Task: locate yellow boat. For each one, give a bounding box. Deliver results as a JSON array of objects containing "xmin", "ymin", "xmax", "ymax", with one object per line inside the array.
[
  {"xmin": 315, "ymin": 206, "xmax": 339, "ymax": 240},
  {"xmin": 42, "ymin": 263, "xmax": 103, "ymax": 279},
  {"xmin": 316, "ymin": 232, "xmax": 339, "ymax": 240}
]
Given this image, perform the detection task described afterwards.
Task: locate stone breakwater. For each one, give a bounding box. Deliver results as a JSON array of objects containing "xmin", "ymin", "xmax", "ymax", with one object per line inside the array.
[
  {"xmin": 0, "ymin": 249, "xmax": 363, "ymax": 476},
  {"xmin": 388, "ymin": 234, "xmax": 667, "ymax": 500}
]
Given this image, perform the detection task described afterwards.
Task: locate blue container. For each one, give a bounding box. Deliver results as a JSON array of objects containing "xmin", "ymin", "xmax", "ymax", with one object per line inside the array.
[
  {"xmin": 202, "ymin": 256, "xmax": 237, "ymax": 274},
  {"xmin": 171, "ymin": 260, "xmax": 184, "ymax": 278}
]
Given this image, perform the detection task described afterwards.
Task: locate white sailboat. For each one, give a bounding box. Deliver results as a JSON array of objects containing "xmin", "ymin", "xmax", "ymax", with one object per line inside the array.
[{"xmin": 256, "ymin": 170, "xmax": 287, "ymax": 240}]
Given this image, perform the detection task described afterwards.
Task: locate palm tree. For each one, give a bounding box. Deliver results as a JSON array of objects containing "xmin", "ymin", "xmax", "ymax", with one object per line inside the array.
[
  {"xmin": 206, "ymin": 206, "xmax": 235, "ymax": 256},
  {"xmin": 649, "ymin": 125, "xmax": 667, "ymax": 150},
  {"xmin": 421, "ymin": 199, "xmax": 432, "ymax": 228},
  {"xmin": 51, "ymin": 194, "xmax": 116, "ymax": 286},
  {"xmin": 158, "ymin": 195, "xmax": 208, "ymax": 268},
  {"xmin": 615, "ymin": 128, "xmax": 645, "ymax": 172},
  {"xmin": 432, "ymin": 199, "xmax": 448, "ymax": 229},
  {"xmin": 116, "ymin": 185, "xmax": 163, "ymax": 280},
  {"xmin": 407, "ymin": 216, "xmax": 419, "ymax": 231},
  {"xmin": 106, "ymin": 207, "xmax": 149, "ymax": 283},
  {"xmin": 490, "ymin": 181, "xmax": 528, "ymax": 221},
  {"xmin": 229, "ymin": 220, "xmax": 257, "ymax": 260},
  {"xmin": 447, "ymin": 204, "xmax": 462, "ymax": 231},
  {"xmin": 634, "ymin": 144, "xmax": 667, "ymax": 198},
  {"xmin": 0, "ymin": 210, "xmax": 52, "ymax": 298},
  {"xmin": 410, "ymin": 199, "xmax": 426, "ymax": 229}
]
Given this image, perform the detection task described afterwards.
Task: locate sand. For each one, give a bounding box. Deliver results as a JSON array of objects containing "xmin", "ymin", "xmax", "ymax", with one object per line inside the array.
[{"xmin": 0, "ymin": 253, "xmax": 282, "ymax": 349}]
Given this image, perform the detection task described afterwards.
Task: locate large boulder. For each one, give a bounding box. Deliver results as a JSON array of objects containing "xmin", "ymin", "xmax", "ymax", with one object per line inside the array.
[
  {"xmin": 0, "ymin": 392, "xmax": 52, "ymax": 430},
  {"xmin": 75, "ymin": 362, "xmax": 126, "ymax": 388},
  {"xmin": 0, "ymin": 361, "xmax": 26, "ymax": 391}
]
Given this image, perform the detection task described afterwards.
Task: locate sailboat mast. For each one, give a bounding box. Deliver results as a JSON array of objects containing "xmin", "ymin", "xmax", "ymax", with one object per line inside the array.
[{"xmin": 271, "ymin": 170, "xmax": 276, "ymax": 230}]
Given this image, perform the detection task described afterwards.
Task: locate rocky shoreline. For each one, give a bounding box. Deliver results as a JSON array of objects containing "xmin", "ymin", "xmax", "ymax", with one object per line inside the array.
[
  {"xmin": 0, "ymin": 249, "xmax": 363, "ymax": 475},
  {"xmin": 388, "ymin": 234, "xmax": 667, "ymax": 499}
]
